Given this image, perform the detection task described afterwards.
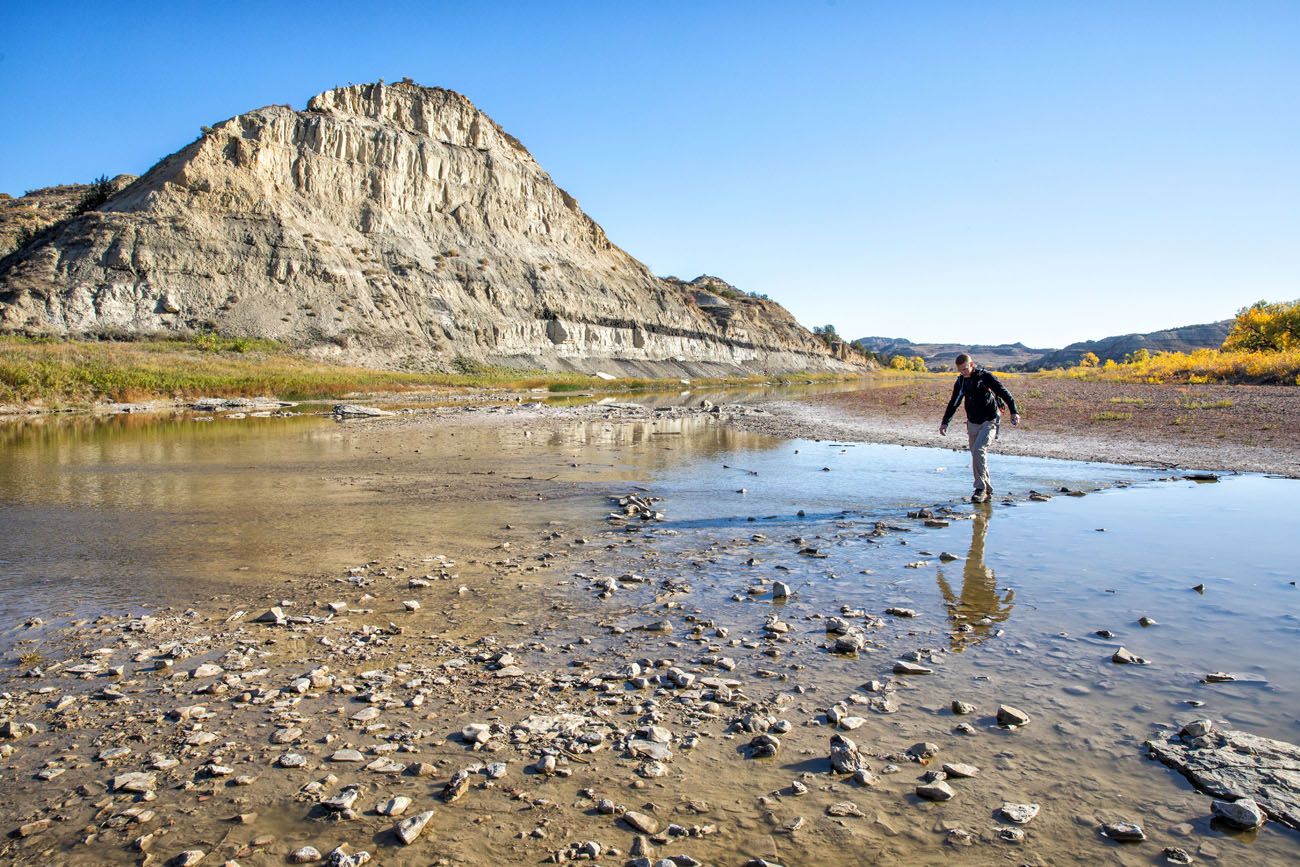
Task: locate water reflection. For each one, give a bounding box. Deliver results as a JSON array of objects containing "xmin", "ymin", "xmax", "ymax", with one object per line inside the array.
[{"xmin": 936, "ymin": 504, "xmax": 1014, "ymax": 648}]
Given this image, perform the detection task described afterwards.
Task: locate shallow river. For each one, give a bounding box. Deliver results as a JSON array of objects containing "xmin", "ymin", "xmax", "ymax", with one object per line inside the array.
[{"xmin": 1, "ymin": 400, "xmax": 1296, "ymax": 863}]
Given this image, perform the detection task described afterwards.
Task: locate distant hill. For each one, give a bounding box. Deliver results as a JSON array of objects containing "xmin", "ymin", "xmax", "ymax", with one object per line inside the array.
[
  {"xmin": 854, "ymin": 337, "xmax": 1049, "ymax": 371},
  {"xmin": 1025, "ymin": 320, "xmax": 1232, "ymax": 370}
]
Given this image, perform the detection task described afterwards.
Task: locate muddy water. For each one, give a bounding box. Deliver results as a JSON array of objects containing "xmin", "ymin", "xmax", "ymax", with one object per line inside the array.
[{"xmin": 1, "ymin": 407, "xmax": 1297, "ymax": 865}]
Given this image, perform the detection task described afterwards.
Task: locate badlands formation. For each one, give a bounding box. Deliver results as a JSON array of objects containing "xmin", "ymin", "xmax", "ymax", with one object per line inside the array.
[{"xmin": 0, "ymin": 81, "xmax": 863, "ymax": 376}]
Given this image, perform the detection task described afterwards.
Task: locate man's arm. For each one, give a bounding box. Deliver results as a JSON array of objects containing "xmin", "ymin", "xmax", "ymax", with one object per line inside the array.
[
  {"xmin": 986, "ymin": 373, "xmax": 1021, "ymax": 424},
  {"xmin": 939, "ymin": 378, "xmax": 962, "ymax": 434}
]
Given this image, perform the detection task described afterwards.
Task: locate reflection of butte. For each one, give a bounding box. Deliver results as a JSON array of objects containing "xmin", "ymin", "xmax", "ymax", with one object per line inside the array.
[{"xmin": 937, "ymin": 505, "xmax": 1014, "ymax": 649}]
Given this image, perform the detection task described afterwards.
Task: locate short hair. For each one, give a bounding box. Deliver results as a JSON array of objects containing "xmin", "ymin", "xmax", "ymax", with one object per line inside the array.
[{"xmin": 954, "ymin": 353, "xmax": 971, "ymax": 365}]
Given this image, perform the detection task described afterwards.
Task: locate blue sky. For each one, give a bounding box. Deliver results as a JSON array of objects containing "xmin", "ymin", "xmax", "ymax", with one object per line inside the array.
[{"xmin": 2, "ymin": 1, "xmax": 1296, "ymax": 347}]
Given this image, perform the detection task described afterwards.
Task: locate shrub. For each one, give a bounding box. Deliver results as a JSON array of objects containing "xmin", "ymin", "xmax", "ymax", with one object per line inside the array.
[
  {"xmin": 1223, "ymin": 299, "xmax": 1300, "ymax": 352},
  {"xmin": 73, "ymin": 175, "xmax": 115, "ymax": 215}
]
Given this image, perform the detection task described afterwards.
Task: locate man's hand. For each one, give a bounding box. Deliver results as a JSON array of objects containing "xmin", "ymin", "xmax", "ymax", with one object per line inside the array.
[
  {"xmin": 1011, "ymin": 413, "xmax": 1020, "ymax": 427},
  {"xmin": 939, "ymin": 423, "xmax": 947, "ymax": 436}
]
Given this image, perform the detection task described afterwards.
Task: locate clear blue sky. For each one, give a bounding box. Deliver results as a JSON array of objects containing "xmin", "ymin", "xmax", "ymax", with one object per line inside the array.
[{"xmin": 2, "ymin": 1, "xmax": 1296, "ymax": 347}]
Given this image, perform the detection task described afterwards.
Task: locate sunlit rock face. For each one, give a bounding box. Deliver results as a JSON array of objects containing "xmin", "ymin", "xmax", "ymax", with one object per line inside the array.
[{"xmin": 0, "ymin": 81, "xmax": 861, "ymax": 374}]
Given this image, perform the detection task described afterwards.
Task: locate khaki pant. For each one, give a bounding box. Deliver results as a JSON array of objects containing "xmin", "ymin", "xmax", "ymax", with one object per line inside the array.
[{"xmin": 966, "ymin": 420, "xmax": 996, "ymax": 493}]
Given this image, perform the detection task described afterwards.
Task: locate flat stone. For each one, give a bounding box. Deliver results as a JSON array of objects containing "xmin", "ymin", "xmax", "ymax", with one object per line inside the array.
[
  {"xmin": 622, "ymin": 810, "xmax": 659, "ymax": 834},
  {"xmin": 916, "ymin": 781, "xmax": 955, "ymax": 801},
  {"xmin": 331, "ymin": 749, "xmax": 365, "ymax": 762},
  {"xmin": 627, "ymin": 739, "xmax": 673, "ymax": 762},
  {"xmin": 1147, "ymin": 728, "xmax": 1298, "ymax": 830},
  {"xmin": 893, "ymin": 661, "xmax": 932, "ymax": 675},
  {"xmin": 999, "ymin": 802, "xmax": 1040, "ymax": 824},
  {"xmin": 1102, "ymin": 821, "xmax": 1146, "ymax": 841},
  {"xmin": 111, "ymin": 772, "xmax": 157, "ymax": 793},
  {"xmin": 996, "ymin": 705, "xmax": 1031, "ymax": 727},
  {"xmin": 941, "ymin": 762, "xmax": 979, "ymax": 778},
  {"xmin": 288, "ymin": 847, "xmax": 322, "ymax": 863},
  {"xmin": 167, "ymin": 851, "xmax": 206, "ymax": 867},
  {"xmin": 827, "ymin": 801, "xmax": 865, "ymax": 817},
  {"xmin": 378, "ymin": 796, "xmax": 412, "ymax": 816},
  {"xmin": 272, "ymin": 727, "xmax": 303, "ymax": 744}
]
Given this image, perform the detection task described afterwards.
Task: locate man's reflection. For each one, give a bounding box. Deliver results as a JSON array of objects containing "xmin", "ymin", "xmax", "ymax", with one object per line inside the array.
[{"xmin": 937, "ymin": 504, "xmax": 1014, "ymax": 649}]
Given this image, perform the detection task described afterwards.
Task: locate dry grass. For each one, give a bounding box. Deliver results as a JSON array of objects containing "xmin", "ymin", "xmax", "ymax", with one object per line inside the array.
[{"xmin": 0, "ymin": 336, "xmax": 850, "ymax": 406}]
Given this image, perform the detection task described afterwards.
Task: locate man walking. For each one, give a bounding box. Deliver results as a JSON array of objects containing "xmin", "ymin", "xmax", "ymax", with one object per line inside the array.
[{"xmin": 939, "ymin": 353, "xmax": 1020, "ymax": 503}]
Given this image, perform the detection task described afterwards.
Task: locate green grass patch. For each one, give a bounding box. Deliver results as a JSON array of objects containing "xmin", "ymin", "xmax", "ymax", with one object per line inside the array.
[
  {"xmin": 1092, "ymin": 411, "xmax": 1132, "ymax": 421},
  {"xmin": 1179, "ymin": 398, "xmax": 1235, "ymax": 410},
  {"xmin": 1106, "ymin": 396, "xmax": 1146, "ymax": 405}
]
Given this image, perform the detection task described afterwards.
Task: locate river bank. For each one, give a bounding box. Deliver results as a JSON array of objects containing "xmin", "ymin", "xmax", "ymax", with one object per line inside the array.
[
  {"xmin": 1, "ymin": 398, "xmax": 1297, "ymax": 865},
  {"xmin": 724, "ymin": 376, "xmax": 1300, "ymax": 479}
]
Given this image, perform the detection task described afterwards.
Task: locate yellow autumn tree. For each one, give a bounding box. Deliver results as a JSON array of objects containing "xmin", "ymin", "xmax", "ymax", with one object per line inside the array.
[{"xmin": 1223, "ymin": 299, "xmax": 1300, "ymax": 353}]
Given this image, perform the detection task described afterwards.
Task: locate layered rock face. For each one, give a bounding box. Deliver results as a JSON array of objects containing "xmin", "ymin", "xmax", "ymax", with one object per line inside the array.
[{"xmin": 0, "ymin": 82, "xmax": 860, "ymax": 374}]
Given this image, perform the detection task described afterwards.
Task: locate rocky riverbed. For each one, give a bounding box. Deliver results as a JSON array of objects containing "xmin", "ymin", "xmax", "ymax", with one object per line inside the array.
[{"xmin": 2, "ymin": 398, "xmax": 1298, "ymax": 866}]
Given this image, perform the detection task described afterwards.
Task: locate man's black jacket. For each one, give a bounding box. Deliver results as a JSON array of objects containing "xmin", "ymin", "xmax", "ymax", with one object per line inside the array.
[{"xmin": 941, "ymin": 368, "xmax": 1018, "ymax": 426}]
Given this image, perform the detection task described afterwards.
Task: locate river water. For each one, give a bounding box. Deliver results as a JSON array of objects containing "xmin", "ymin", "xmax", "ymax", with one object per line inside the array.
[{"xmin": 1, "ymin": 400, "xmax": 1296, "ymax": 862}]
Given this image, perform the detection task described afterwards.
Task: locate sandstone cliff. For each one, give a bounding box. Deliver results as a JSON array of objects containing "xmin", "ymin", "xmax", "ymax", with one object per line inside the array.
[{"xmin": 0, "ymin": 81, "xmax": 863, "ymax": 376}]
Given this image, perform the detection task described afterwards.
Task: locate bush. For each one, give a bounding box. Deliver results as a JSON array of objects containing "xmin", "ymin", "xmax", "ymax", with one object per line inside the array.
[
  {"xmin": 73, "ymin": 175, "xmax": 115, "ymax": 215},
  {"xmin": 1223, "ymin": 299, "xmax": 1300, "ymax": 352}
]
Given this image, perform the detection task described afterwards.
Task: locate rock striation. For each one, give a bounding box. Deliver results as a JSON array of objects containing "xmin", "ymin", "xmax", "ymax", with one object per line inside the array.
[{"xmin": 0, "ymin": 81, "xmax": 864, "ymax": 375}]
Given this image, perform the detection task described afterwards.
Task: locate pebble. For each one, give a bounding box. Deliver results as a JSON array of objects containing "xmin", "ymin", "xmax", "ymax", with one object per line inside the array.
[
  {"xmin": 916, "ymin": 781, "xmax": 955, "ymax": 801},
  {"xmin": 1112, "ymin": 647, "xmax": 1149, "ymax": 665},
  {"xmin": 396, "ymin": 810, "xmax": 435, "ymax": 844},
  {"xmin": 1102, "ymin": 821, "xmax": 1146, "ymax": 841},
  {"xmin": 941, "ymin": 763, "xmax": 979, "ymax": 778},
  {"xmin": 950, "ymin": 700, "xmax": 977, "ymax": 715},
  {"xmin": 622, "ymin": 810, "xmax": 659, "ymax": 834},
  {"xmin": 167, "ymin": 851, "xmax": 206, "ymax": 867},
  {"xmin": 893, "ymin": 661, "xmax": 933, "ymax": 675},
  {"xmin": 1210, "ymin": 797, "xmax": 1266, "ymax": 829},
  {"xmin": 1163, "ymin": 846, "xmax": 1194, "ymax": 864},
  {"xmin": 330, "ymin": 749, "xmax": 365, "ymax": 762},
  {"xmin": 378, "ymin": 795, "xmax": 412, "ymax": 816},
  {"xmin": 289, "ymin": 847, "xmax": 322, "ymax": 863},
  {"xmin": 999, "ymin": 802, "xmax": 1040, "ymax": 824},
  {"xmin": 826, "ymin": 802, "xmax": 865, "ymax": 817},
  {"xmin": 996, "ymin": 705, "xmax": 1031, "ymax": 727}
]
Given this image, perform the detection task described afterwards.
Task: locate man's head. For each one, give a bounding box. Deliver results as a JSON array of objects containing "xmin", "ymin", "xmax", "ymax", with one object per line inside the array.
[{"xmin": 955, "ymin": 353, "xmax": 975, "ymax": 377}]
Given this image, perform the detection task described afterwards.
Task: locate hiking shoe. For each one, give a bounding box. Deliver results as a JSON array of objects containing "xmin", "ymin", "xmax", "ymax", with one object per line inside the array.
[{"xmin": 971, "ymin": 491, "xmax": 988, "ymax": 504}]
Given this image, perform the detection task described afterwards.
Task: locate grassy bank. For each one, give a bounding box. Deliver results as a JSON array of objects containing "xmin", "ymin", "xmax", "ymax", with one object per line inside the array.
[{"xmin": 0, "ymin": 335, "xmax": 852, "ymax": 407}]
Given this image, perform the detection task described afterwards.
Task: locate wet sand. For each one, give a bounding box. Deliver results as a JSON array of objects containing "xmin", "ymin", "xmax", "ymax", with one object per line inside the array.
[{"xmin": 1, "ymin": 396, "xmax": 1298, "ymax": 866}]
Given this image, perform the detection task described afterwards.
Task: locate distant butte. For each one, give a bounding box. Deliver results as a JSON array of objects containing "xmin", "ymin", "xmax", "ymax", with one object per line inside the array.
[{"xmin": 0, "ymin": 80, "xmax": 866, "ymax": 375}]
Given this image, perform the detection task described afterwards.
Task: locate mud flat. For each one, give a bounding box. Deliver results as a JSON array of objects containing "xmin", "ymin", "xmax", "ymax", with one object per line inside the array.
[
  {"xmin": 2, "ymin": 399, "xmax": 1298, "ymax": 865},
  {"xmin": 726, "ymin": 377, "xmax": 1300, "ymax": 478}
]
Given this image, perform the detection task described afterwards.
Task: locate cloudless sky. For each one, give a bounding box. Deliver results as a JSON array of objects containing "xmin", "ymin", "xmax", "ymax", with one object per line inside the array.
[{"xmin": 2, "ymin": 1, "xmax": 1296, "ymax": 347}]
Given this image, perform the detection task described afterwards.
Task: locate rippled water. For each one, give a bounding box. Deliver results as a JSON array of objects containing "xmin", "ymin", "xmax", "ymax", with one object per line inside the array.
[{"xmin": 1, "ymin": 405, "xmax": 1297, "ymax": 862}]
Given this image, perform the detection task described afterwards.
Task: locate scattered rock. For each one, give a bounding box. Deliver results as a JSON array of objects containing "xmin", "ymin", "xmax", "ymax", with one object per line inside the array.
[
  {"xmin": 916, "ymin": 781, "xmax": 955, "ymax": 801},
  {"xmin": 396, "ymin": 810, "xmax": 435, "ymax": 844},
  {"xmin": 996, "ymin": 705, "xmax": 1031, "ymax": 727},
  {"xmin": 1211, "ymin": 797, "xmax": 1266, "ymax": 830},
  {"xmin": 1112, "ymin": 647, "xmax": 1148, "ymax": 665},
  {"xmin": 999, "ymin": 803, "xmax": 1040, "ymax": 824},
  {"xmin": 1102, "ymin": 821, "xmax": 1146, "ymax": 841}
]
